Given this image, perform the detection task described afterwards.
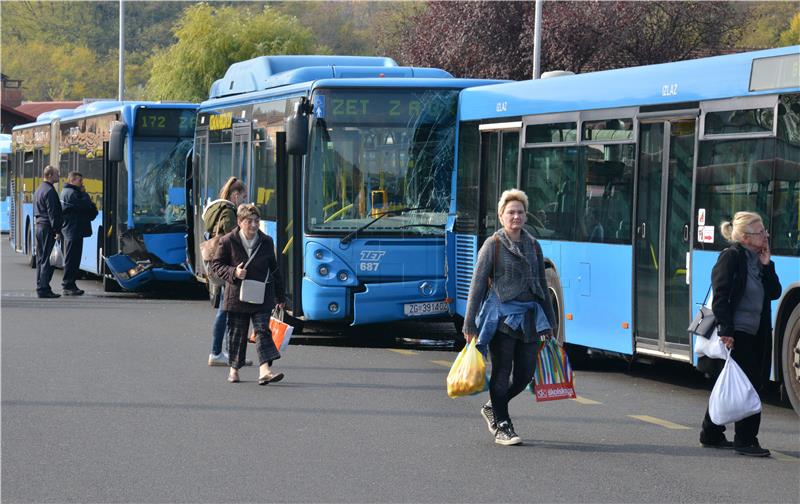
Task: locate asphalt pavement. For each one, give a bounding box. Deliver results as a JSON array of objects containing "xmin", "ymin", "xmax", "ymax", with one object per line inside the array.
[{"xmin": 2, "ymin": 239, "xmax": 798, "ymax": 503}]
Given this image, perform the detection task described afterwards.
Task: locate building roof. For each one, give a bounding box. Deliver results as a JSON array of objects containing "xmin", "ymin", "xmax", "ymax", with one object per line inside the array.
[{"xmin": 15, "ymin": 101, "xmax": 82, "ymax": 118}]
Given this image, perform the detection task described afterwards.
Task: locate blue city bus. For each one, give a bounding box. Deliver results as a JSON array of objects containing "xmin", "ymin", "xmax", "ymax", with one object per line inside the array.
[
  {"xmin": 449, "ymin": 46, "xmax": 800, "ymax": 411},
  {"xmin": 190, "ymin": 55, "xmax": 501, "ymax": 326},
  {"xmin": 1, "ymin": 133, "xmax": 10, "ymax": 233},
  {"xmin": 10, "ymin": 101, "xmax": 197, "ymax": 291}
]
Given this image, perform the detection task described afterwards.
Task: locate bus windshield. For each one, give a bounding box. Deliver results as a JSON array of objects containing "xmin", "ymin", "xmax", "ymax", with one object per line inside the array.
[
  {"xmin": 132, "ymin": 137, "xmax": 192, "ymax": 231},
  {"xmin": 306, "ymin": 88, "xmax": 459, "ymax": 236}
]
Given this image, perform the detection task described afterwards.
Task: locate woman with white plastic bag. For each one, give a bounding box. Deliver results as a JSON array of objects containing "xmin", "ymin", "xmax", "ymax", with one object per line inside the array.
[{"xmin": 700, "ymin": 212, "xmax": 781, "ymax": 457}]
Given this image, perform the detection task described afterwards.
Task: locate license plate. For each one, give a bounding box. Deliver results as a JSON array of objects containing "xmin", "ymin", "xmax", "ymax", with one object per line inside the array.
[{"xmin": 403, "ymin": 301, "xmax": 448, "ymax": 317}]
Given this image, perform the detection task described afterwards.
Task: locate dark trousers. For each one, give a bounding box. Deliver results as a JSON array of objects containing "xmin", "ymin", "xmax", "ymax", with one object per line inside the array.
[
  {"xmin": 701, "ymin": 331, "xmax": 762, "ymax": 447},
  {"xmin": 488, "ymin": 331, "xmax": 539, "ymax": 425},
  {"xmin": 35, "ymin": 226, "xmax": 56, "ymax": 295},
  {"xmin": 225, "ymin": 311, "xmax": 280, "ymax": 370},
  {"xmin": 62, "ymin": 235, "xmax": 84, "ymax": 289}
]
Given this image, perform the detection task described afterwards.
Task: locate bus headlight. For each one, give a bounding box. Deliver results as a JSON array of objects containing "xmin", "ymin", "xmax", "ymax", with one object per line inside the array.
[
  {"xmin": 318, "ymin": 265, "xmax": 329, "ymax": 276},
  {"xmin": 337, "ymin": 271, "xmax": 348, "ymax": 282},
  {"xmin": 328, "ymin": 302, "xmax": 339, "ymax": 313},
  {"xmin": 314, "ymin": 249, "xmax": 324, "ymax": 260}
]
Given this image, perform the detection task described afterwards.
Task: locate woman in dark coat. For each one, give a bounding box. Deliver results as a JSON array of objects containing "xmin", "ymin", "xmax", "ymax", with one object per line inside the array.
[
  {"xmin": 210, "ymin": 203, "xmax": 286, "ymax": 385},
  {"xmin": 701, "ymin": 211, "xmax": 781, "ymax": 457}
]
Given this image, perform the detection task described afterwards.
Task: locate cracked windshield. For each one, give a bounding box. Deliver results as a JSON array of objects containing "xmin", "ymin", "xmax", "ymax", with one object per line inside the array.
[
  {"xmin": 131, "ymin": 109, "xmax": 195, "ymax": 231},
  {"xmin": 307, "ymin": 88, "xmax": 459, "ymax": 236}
]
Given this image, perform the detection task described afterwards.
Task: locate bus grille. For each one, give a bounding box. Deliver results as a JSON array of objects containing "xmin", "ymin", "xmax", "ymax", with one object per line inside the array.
[{"xmin": 455, "ymin": 234, "xmax": 477, "ymax": 301}]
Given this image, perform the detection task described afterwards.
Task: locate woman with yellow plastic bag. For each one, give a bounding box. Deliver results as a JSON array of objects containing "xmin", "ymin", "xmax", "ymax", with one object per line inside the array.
[
  {"xmin": 461, "ymin": 189, "xmax": 557, "ymax": 446},
  {"xmin": 447, "ymin": 339, "xmax": 486, "ymax": 397}
]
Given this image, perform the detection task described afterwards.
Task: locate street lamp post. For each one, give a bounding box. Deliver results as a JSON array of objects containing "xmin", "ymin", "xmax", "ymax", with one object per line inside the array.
[
  {"xmin": 532, "ymin": 0, "xmax": 543, "ymax": 79},
  {"xmin": 118, "ymin": 0, "xmax": 125, "ymax": 101}
]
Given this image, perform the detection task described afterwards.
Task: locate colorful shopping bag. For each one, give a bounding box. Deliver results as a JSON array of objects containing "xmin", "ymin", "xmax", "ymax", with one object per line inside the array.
[
  {"xmin": 532, "ymin": 338, "xmax": 576, "ymax": 401},
  {"xmin": 269, "ymin": 313, "xmax": 294, "ymax": 352},
  {"xmin": 446, "ymin": 339, "xmax": 486, "ymax": 398}
]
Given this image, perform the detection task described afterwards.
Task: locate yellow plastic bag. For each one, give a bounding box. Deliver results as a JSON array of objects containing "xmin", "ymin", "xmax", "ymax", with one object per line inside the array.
[{"xmin": 446, "ymin": 339, "xmax": 486, "ymax": 398}]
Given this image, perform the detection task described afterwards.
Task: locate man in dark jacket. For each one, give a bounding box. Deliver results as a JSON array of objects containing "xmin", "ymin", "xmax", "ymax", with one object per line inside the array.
[
  {"xmin": 60, "ymin": 171, "xmax": 99, "ymax": 295},
  {"xmin": 34, "ymin": 165, "xmax": 63, "ymax": 298}
]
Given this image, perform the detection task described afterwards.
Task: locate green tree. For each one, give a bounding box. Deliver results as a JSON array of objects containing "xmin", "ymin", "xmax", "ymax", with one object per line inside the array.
[
  {"xmin": 2, "ymin": 39, "xmax": 116, "ymax": 100},
  {"xmin": 146, "ymin": 3, "xmax": 318, "ymax": 102},
  {"xmin": 780, "ymin": 12, "xmax": 800, "ymax": 46},
  {"xmin": 738, "ymin": 2, "xmax": 799, "ymax": 48}
]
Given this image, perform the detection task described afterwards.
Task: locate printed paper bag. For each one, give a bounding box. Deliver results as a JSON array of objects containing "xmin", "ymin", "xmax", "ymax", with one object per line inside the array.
[
  {"xmin": 269, "ymin": 315, "xmax": 294, "ymax": 352},
  {"xmin": 532, "ymin": 339, "xmax": 576, "ymax": 402}
]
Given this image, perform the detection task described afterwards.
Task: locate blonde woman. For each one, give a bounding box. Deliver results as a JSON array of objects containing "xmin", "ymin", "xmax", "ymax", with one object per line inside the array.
[
  {"xmin": 463, "ymin": 189, "xmax": 556, "ymax": 446},
  {"xmin": 701, "ymin": 211, "xmax": 781, "ymax": 457}
]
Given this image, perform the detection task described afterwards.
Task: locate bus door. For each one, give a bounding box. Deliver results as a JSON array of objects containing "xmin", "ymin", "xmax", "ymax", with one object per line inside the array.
[
  {"xmin": 634, "ymin": 114, "xmax": 696, "ymax": 358},
  {"xmin": 233, "ymin": 124, "xmax": 251, "ymax": 187},
  {"xmin": 276, "ymin": 131, "xmax": 302, "ymax": 317},
  {"xmin": 477, "ymin": 123, "xmax": 520, "ymax": 247}
]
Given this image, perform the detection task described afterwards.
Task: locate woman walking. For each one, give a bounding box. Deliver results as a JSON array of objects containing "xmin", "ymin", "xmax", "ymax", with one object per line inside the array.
[
  {"xmin": 210, "ymin": 203, "xmax": 286, "ymax": 385},
  {"xmin": 700, "ymin": 211, "xmax": 781, "ymax": 457},
  {"xmin": 203, "ymin": 177, "xmax": 250, "ymax": 367},
  {"xmin": 463, "ymin": 189, "xmax": 557, "ymax": 446}
]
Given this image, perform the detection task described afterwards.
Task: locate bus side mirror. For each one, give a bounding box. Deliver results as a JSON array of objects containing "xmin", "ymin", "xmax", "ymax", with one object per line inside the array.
[
  {"xmin": 108, "ymin": 123, "xmax": 127, "ymax": 162},
  {"xmin": 286, "ymin": 100, "xmax": 310, "ymax": 156}
]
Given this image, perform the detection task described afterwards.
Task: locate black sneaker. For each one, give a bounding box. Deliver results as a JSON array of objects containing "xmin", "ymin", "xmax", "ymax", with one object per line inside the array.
[
  {"xmin": 37, "ymin": 291, "xmax": 61, "ymax": 299},
  {"xmin": 480, "ymin": 403, "xmax": 497, "ymax": 435},
  {"xmin": 62, "ymin": 288, "xmax": 84, "ymax": 296},
  {"xmin": 735, "ymin": 441, "xmax": 770, "ymax": 457},
  {"xmin": 700, "ymin": 436, "xmax": 734, "ymax": 449},
  {"xmin": 494, "ymin": 421, "xmax": 521, "ymax": 446}
]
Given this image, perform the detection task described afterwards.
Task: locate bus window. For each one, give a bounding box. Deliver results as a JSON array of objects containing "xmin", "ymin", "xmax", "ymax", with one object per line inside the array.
[
  {"xmin": 454, "ymin": 122, "xmax": 480, "ymax": 234},
  {"xmin": 772, "ymin": 93, "xmax": 800, "ymax": 257},
  {"xmin": 520, "ymin": 146, "xmax": 579, "ymax": 241},
  {"xmin": 578, "ymin": 143, "xmax": 634, "ymax": 244},
  {"xmin": 695, "ymin": 137, "xmax": 776, "ymax": 250}
]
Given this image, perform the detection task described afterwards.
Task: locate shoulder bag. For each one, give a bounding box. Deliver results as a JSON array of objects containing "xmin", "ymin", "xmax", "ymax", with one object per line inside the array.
[
  {"xmin": 687, "ymin": 286, "xmax": 716, "ymax": 339},
  {"xmin": 200, "ymin": 218, "xmax": 225, "ymax": 262},
  {"xmin": 239, "ymin": 240, "xmax": 270, "ymax": 304}
]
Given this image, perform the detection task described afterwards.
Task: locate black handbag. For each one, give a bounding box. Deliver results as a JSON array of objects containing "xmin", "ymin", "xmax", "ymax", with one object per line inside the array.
[{"xmin": 687, "ymin": 286, "xmax": 715, "ymax": 338}]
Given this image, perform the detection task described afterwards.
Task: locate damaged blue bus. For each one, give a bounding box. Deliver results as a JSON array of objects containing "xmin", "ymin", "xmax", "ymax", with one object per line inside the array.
[
  {"xmin": 190, "ymin": 55, "xmax": 501, "ymax": 326},
  {"xmin": 10, "ymin": 101, "xmax": 197, "ymax": 291}
]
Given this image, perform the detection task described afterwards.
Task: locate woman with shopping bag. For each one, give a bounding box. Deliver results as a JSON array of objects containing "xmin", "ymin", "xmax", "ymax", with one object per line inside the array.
[
  {"xmin": 463, "ymin": 189, "xmax": 557, "ymax": 446},
  {"xmin": 210, "ymin": 203, "xmax": 286, "ymax": 385},
  {"xmin": 700, "ymin": 211, "xmax": 781, "ymax": 457}
]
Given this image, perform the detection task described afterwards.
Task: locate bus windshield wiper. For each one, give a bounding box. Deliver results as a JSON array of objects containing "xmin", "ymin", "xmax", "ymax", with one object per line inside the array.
[{"xmin": 339, "ymin": 206, "xmax": 432, "ymax": 245}]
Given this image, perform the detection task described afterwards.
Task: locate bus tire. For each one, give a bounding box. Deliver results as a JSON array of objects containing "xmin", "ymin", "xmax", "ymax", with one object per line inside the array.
[
  {"xmin": 26, "ymin": 223, "xmax": 35, "ymax": 268},
  {"xmin": 781, "ymin": 303, "xmax": 800, "ymax": 415},
  {"xmin": 545, "ymin": 267, "xmax": 565, "ymax": 346},
  {"xmin": 452, "ymin": 315, "xmax": 466, "ymax": 349}
]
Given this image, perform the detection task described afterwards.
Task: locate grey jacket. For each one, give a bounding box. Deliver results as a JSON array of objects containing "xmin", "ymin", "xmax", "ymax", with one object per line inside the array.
[{"xmin": 464, "ymin": 229, "xmax": 556, "ymax": 337}]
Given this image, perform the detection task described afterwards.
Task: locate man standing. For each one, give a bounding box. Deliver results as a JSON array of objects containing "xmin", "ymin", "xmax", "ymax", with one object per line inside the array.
[
  {"xmin": 34, "ymin": 165, "xmax": 63, "ymax": 298},
  {"xmin": 60, "ymin": 171, "xmax": 98, "ymax": 295}
]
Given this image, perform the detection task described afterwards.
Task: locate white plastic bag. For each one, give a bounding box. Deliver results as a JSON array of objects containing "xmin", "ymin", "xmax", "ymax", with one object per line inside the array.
[
  {"xmin": 694, "ymin": 328, "xmax": 727, "ymax": 360},
  {"xmin": 708, "ymin": 348, "xmax": 761, "ymax": 425},
  {"xmin": 49, "ymin": 240, "xmax": 64, "ymax": 268}
]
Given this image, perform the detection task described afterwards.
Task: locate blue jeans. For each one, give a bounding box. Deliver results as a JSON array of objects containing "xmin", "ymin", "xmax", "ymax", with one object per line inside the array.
[{"xmin": 211, "ymin": 287, "xmax": 227, "ymax": 355}]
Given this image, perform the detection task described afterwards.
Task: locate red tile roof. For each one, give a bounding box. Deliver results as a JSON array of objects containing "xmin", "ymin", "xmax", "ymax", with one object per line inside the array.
[{"xmin": 15, "ymin": 101, "xmax": 82, "ymax": 118}]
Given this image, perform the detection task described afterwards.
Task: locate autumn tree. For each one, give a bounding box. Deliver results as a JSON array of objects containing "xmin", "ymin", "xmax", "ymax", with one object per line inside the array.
[
  {"xmin": 392, "ymin": 1, "xmax": 749, "ymax": 80},
  {"xmin": 145, "ymin": 3, "xmax": 319, "ymax": 102}
]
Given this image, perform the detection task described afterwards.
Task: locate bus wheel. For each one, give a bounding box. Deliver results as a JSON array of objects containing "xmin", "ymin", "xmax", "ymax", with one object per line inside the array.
[
  {"xmin": 545, "ymin": 267, "xmax": 565, "ymax": 346},
  {"xmin": 781, "ymin": 304, "xmax": 800, "ymax": 415},
  {"xmin": 26, "ymin": 224, "xmax": 35, "ymax": 268},
  {"xmin": 452, "ymin": 315, "xmax": 466, "ymax": 350}
]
